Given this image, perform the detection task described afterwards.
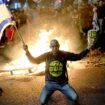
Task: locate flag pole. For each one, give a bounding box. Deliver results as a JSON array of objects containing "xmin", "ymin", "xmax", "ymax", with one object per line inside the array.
[{"xmin": 14, "ymin": 25, "xmax": 26, "ymax": 46}]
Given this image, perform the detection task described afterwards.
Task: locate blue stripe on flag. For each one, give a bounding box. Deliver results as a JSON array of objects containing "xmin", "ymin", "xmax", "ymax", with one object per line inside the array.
[{"xmin": 0, "ymin": 17, "xmax": 13, "ymax": 32}]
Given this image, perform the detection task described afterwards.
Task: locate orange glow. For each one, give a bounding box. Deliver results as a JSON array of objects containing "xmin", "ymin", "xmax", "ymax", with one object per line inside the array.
[
  {"xmin": 2, "ymin": 28, "xmax": 74, "ymax": 75},
  {"xmin": 30, "ymin": 29, "xmax": 54, "ymax": 56},
  {"xmin": 1, "ymin": 27, "xmax": 86, "ymax": 75},
  {"xmin": 3, "ymin": 29, "xmax": 68, "ymax": 74}
]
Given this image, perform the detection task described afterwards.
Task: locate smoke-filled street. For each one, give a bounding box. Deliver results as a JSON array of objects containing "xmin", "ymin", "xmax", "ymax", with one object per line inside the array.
[
  {"xmin": 0, "ymin": 0, "xmax": 105, "ymax": 105},
  {"xmin": 0, "ymin": 54, "xmax": 105, "ymax": 105}
]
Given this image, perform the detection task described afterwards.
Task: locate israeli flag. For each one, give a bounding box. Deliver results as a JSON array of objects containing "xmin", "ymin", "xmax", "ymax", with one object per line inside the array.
[
  {"xmin": 0, "ymin": 0, "xmax": 5, "ymax": 4},
  {"xmin": 0, "ymin": 3, "xmax": 15, "ymax": 40}
]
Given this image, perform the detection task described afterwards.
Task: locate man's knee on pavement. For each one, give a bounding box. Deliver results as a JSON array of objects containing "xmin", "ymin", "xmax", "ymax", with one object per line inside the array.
[
  {"xmin": 39, "ymin": 97, "xmax": 46, "ymax": 105},
  {"xmin": 73, "ymin": 95, "xmax": 81, "ymax": 105},
  {"xmin": 71, "ymin": 93, "xmax": 78, "ymax": 101}
]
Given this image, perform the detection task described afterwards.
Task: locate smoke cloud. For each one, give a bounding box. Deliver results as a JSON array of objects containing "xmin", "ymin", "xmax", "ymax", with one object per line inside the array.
[{"xmin": 0, "ymin": 8, "xmax": 86, "ymax": 65}]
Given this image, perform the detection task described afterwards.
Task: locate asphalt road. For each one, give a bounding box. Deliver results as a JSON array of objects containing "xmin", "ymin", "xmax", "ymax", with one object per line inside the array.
[{"xmin": 0, "ymin": 57, "xmax": 105, "ymax": 105}]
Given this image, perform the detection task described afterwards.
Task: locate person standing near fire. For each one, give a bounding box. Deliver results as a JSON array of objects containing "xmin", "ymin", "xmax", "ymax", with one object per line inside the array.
[
  {"xmin": 23, "ymin": 39, "xmax": 93, "ymax": 105},
  {"xmin": 87, "ymin": 2, "xmax": 99, "ymax": 50}
]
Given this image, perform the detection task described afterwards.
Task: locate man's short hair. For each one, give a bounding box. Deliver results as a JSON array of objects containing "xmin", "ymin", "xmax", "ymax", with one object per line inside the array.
[{"xmin": 50, "ymin": 39, "xmax": 60, "ymax": 47}]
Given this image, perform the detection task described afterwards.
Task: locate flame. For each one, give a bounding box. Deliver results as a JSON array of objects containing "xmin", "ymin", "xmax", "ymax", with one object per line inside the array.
[
  {"xmin": 3, "ymin": 28, "xmax": 71, "ymax": 75},
  {"xmin": 31, "ymin": 29, "xmax": 54, "ymax": 56}
]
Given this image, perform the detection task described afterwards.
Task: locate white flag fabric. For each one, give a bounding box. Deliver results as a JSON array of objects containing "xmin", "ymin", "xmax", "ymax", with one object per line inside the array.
[{"xmin": 0, "ymin": 3, "xmax": 15, "ymax": 40}]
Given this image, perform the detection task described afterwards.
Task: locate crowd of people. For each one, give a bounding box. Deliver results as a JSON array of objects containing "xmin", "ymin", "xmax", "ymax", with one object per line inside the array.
[{"xmin": 85, "ymin": 0, "xmax": 105, "ymax": 51}]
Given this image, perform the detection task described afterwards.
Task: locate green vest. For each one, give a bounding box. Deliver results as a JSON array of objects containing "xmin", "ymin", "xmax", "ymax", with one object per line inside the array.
[{"xmin": 88, "ymin": 29, "xmax": 97, "ymax": 38}]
